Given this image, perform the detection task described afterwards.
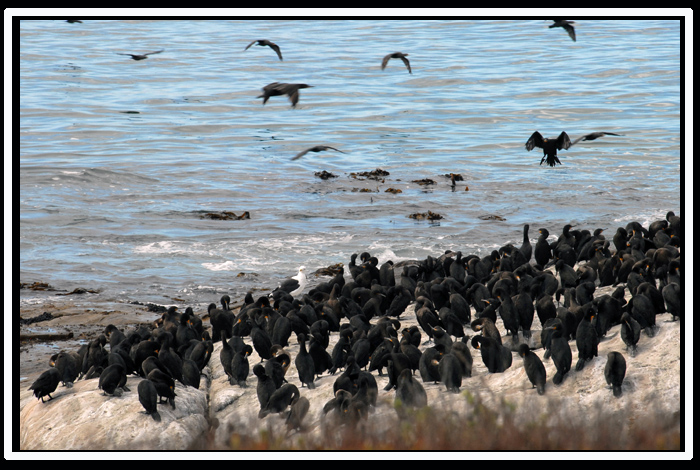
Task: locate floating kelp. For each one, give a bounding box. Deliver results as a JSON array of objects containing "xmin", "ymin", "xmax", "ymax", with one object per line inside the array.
[
  {"xmin": 412, "ymin": 178, "xmax": 436, "ymax": 186},
  {"xmin": 478, "ymin": 214, "xmax": 506, "ymax": 221},
  {"xmin": 314, "ymin": 170, "xmax": 338, "ymax": 180},
  {"xmin": 350, "ymin": 168, "xmax": 390, "ymax": 181},
  {"xmin": 385, "ymin": 188, "xmax": 403, "ymax": 194},
  {"xmin": 409, "ymin": 211, "xmax": 443, "ymax": 221},
  {"xmin": 20, "ymin": 282, "xmax": 55, "ymax": 291},
  {"xmin": 200, "ymin": 211, "xmax": 250, "ymax": 221}
]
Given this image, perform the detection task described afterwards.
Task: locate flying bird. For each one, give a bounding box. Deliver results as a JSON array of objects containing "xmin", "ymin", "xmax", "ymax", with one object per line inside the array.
[
  {"xmin": 382, "ymin": 52, "xmax": 412, "ymax": 74},
  {"xmin": 571, "ymin": 132, "xmax": 623, "ymax": 146},
  {"xmin": 525, "ymin": 131, "xmax": 572, "ymax": 167},
  {"xmin": 257, "ymin": 82, "xmax": 313, "ymax": 108},
  {"xmin": 116, "ymin": 50, "xmax": 164, "ymax": 61},
  {"xmin": 550, "ymin": 20, "xmax": 576, "ymax": 42},
  {"xmin": 244, "ymin": 39, "xmax": 283, "ymax": 61},
  {"xmin": 292, "ymin": 146, "xmax": 345, "ymax": 161}
]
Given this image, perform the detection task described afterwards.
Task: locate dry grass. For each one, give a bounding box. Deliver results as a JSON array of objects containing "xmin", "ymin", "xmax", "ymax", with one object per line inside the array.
[{"xmin": 192, "ymin": 391, "xmax": 682, "ymax": 451}]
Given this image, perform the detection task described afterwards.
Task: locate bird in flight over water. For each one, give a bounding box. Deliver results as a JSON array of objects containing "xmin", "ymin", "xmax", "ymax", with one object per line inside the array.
[
  {"xmin": 244, "ymin": 40, "xmax": 283, "ymax": 61},
  {"xmin": 382, "ymin": 52, "xmax": 412, "ymax": 74},
  {"xmin": 550, "ymin": 20, "xmax": 576, "ymax": 42},
  {"xmin": 116, "ymin": 50, "xmax": 164, "ymax": 61},
  {"xmin": 292, "ymin": 146, "xmax": 345, "ymax": 161}
]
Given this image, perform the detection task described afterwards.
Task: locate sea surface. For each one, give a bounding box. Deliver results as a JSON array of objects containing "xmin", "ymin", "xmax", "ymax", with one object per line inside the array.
[{"xmin": 18, "ymin": 18, "xmax": 684, "ymax": 308}]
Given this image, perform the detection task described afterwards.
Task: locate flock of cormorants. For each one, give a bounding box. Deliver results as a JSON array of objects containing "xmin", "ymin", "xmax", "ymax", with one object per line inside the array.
[
  {"xmin": 26, "ymin": 20, "xmax": 680, "ymax": 440},
  {"xmin": 29, "ymin": 210, "xmax": 682, "ymax": 431}
]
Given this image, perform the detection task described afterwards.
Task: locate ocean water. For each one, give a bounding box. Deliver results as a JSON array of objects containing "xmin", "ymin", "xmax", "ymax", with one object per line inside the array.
[{"xmin": 18, "ymin": 18, "xmax": 684, "ymax": 308}]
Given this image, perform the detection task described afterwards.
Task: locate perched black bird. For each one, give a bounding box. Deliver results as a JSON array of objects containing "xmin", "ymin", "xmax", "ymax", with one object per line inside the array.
[
  {"xmin": 147, "ymin": 368, "xmax": 176, "ymax": 409},
  {"xmin": 231, "ymin": 345, "xmax": 253, "ymax": 387},
  {"xmin": 291, "ymin": 145, "xmax": 345, "ymax": 161},
  {"xmin": 418, "ymin": 345, "xmax": 443, "ymax": 384},
  {"xmin": 259, "ymin": 383, "xmax": 301, "ymax": 418},
  {"xmin": 471, "ymin": 336, "xmax": 511, "ymax": 373},
  {"xmin": 535, "ymin": 228, "xmax": 552, "ymax": 267},
  {"xmin": 549, "ymin": 327, "xmax": 572, "ymax": 385},
  {"xmin": 395, "ymin": 368, "xmax": 428, "ymax": 417},
  {"xmin": 137, "ymin": 379, "xmax": 161, "ymax": 422},
  {"xmin": 244, "ymin": 39, "xmax": 283, "ymax": 61},
  {"xmin": 116, "ymin": 50, "xmax": 164, "ymax": 61},
  {"xmin": 525, "ymin": 131, "xmax": 572, "ymax": 167},
  {"xmin": 438, "ymin": 353, "xmax": 463, "ymax": 393},
  {"xmin": 181, "ymin": 359, "xmax": 201, "ymax": 389},
  {"xmin": 381, "ymin": 52, "xmax": 412, "ymax": 74},
  {"xmin": 604, "ymin": 351, "xmax": 627, "ymax": 398},
  {"xmin": 253, "ymin": 363, "xmax": 276, "ymax": 412},
  {"xmin": 550, "ymin": 20, "xmax": 576, "ymax": 42},
  {"xmin": 29, "ymin": 368, "xmax": 61, "ymax": 403},
  {"xmin": 571, "ymin": 132, "xmax": 623, "ymax": 146},
  {"xmin": 518, "ymin": 344, "xmax": 546, "ymax": 395},
  {"xmin": 575, "ymin": 313, "xmax": 599, "ymax": 371},
  {"xmin": 620, "ymin": 312, "xmax": 642, "ymax": 356},
  {"xmin": 257, "ymin": 82, "xmax": 313, "ymax": 108}
]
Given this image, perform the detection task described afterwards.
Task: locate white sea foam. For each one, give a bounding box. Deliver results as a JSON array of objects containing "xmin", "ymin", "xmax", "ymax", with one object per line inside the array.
[{"xmin": 202, "ymin": 260, "xmax": 237, "ymax": 271}]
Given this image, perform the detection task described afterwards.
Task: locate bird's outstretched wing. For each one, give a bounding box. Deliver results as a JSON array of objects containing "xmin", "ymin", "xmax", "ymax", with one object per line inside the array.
[
  {"xmin": 381, "ymin": 54, "xmax": 392, "ymax": 70},
  {"xmin": 400, "ymin": 55, "xmax": 412, "ymax": 74},
  {"xmin": 268, "ymin": 43, "xmax": 283, "ymax": 61},
  {"xmin": 244, "ymin": 40, "xmax": 258, "ymax": 51},
  {"xmin": 525, "ymin": 131, "xmax": 545, "ymax": 151},
  {"xmin": 571, "ymin": 132, "xmax": 623, "ymax": 146},
  {"xmin": 556, "ymin": 131, "xmax": 572, "ymax": 150}
]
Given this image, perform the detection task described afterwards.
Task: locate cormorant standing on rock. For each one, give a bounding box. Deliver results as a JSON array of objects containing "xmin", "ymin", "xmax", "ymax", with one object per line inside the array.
[
  {"xmin": 471, "ymin": 336, "xmax": 511, "ymax": 373},
  {"xmin": 418, "ymin": 345, "xmax": 443, "ymax": 383},
  {"xmin": 575, "ymin": 313, "xmax": 599, "ymax": 371},
  {"xmin": 138, "ymin": 379, "xmax": 161, "ymax": 422},
  {"xmin": 518, "ymin": 344, "xmax": 546, "ymax": 395},
  {"xmin": 535, "ymin": 228, "xmax": 552, "ymax": 267},
  {"xmin": 259, "ymin": 383, "xmax": 301, "ymax": 418},
  {"xmin": 98, "ymin": 364, "xmax": 128, "ymax": 397},
  {"xmin": 395, "ymin": 368, "xmax": 428, "ymax": 417},
  {"xmin": 620, "ymin": 312, "xmax": 642, "ymax": 356},
  {"xmin": 231, "ymin": 345, "xmax": 253, "ymax": 387},
  {"xmin": 253, "ymin": 363, "xmax": 276, "ymax": 413},
  {"xmin": 438, "ymin": 353, "xmax": 463, "ymax": 393},
  {"xmin": 604, "ymin": 351, "xmax": 627, "ymax": 398},
  {"xmin": 549, "ymin": 327, "xmax": 572, "ymax": 385},
  {"xmin": 147, "ymin": 368, "xmax": 176, "ymax": 409},
  {"xmin": 29, "ymin": 368, "xmax": 61, "ymax": 403},
  {"xmin": 520, "ymin": 224, "xmax": 533, "ymax": 262}
]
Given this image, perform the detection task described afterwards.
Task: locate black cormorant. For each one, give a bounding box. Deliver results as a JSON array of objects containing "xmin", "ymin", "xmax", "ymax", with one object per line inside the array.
[
  {"xmin": 244, "ymin": 39, "xmax": 283, "ymax": 60},
  {"xmin": 137, "ymin": 379, "xmax": 161, "ymax": 421},
  {"xmin": 291, "ymin": 145, "xmax": 345, "ymax": 161},
  {"xmin": 604, "ymin": 351, "xmax": 627, "ymax": 398},
  {"xmin": 29, "ymin": 368, "xmax": 61, "ymax": 403},
  {"xmin": 116, "ymin": 50, "xmax": 164, "ymax": 60},
  {"xmin": 518, "ymin": 344, "xmax": 546, "ymax": 395},
  {"xmin": 257, "ymin": 82, "xmax": 313, "ymax": 108},
  {"xmin": 381, "ymin": 52, "xmax": 412, "ymax": 74},
  {"xmin": 549, "ymin": 20, "xmax": 576, "ymax": 41},
  {"xmin": 525, "ymin": 131, "xmax": 572, "ymax": 167}
]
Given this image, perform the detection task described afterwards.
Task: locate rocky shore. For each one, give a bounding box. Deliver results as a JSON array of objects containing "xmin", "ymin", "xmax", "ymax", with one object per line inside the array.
[{"xmin": 17, "ymin": 221, "xmax": 684, "ymax": 453}]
